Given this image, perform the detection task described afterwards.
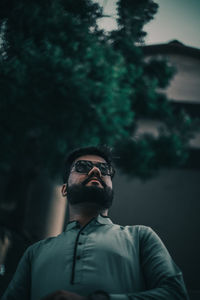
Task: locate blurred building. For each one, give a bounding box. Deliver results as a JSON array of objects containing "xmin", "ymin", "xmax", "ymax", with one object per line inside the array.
[{"xmin": 110, "ymin": 40, "xmax": 200, "ymax": 299}]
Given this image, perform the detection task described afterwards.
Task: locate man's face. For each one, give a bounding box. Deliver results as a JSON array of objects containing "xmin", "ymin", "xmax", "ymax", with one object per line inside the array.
[
  {"xmin": 68, "ymin": 154, "xmax": 113, "ymax": 189},
  {"xmin": 62, "ymin": 154, "xmax": 113, "ymax": 209}
]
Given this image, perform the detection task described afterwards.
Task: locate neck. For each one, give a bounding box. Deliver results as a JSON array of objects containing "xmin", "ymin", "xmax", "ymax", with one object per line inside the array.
[{"xmin": 69, "ymin": 203, "xmax": 108, "ymax": 227}]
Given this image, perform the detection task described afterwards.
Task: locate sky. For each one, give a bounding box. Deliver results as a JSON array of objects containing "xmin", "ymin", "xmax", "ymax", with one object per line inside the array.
[{"xmin": 96, "ymin": 0, "xmax": 200, "ymax": 49}]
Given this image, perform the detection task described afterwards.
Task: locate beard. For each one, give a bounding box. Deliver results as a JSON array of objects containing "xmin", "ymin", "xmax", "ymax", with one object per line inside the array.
[{"xmin": 67, "ymin": 183, "xmax": 114, "ymax": 209}]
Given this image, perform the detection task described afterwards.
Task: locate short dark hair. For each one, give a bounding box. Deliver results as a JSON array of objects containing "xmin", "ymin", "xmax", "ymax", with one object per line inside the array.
[{"xmin": 63, "ymin": 145, "xmax": 115, "ymax": 183}]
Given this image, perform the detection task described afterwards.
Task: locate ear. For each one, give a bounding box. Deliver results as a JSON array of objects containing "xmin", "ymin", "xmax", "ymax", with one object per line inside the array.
[{"xmin": 61, "ymin": 183, "xmax": 67, "ymax": 197}]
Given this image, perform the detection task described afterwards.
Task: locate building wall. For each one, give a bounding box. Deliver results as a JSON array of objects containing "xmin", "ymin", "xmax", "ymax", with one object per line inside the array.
[{"xmin": 164, "ymin": 54, "xmax": 200, "ymax": 103}]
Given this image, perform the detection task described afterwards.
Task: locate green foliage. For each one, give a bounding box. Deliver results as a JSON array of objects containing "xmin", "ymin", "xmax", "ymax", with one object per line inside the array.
[
  {"xmin": 0, "ymin": 0, "xmax": 197, "ymax": 178},
  {"xmin": 113, "ymin": 0, "xmax": 158, "ymax": 43},
  {"xmin": 114, "ymin": 131, "xmax": 189, "ymax": 179}
]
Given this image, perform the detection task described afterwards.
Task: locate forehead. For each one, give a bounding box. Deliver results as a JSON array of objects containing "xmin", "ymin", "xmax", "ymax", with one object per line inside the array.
[{"xmin": 74, "ymin": 154, "xmax": 107, "ymax": 164}]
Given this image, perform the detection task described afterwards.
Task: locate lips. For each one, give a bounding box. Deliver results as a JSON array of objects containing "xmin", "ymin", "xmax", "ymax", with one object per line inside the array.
[
  {"xmin": 86, "ymin": 177, "xmax": 103, "ymax": 186},
  {"xmin": 88, "ymin": 178, "xmax": 101, "ymax": 183}
]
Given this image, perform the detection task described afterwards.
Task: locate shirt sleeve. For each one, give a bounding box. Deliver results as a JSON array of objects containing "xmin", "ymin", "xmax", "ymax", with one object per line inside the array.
[
  {"xmin": 2, "ymin": 247, "xmax": 31, "ymax": 300},
  {"xmin": 109, "ymin": 226, "xmax": 189, "ymax": 300}
]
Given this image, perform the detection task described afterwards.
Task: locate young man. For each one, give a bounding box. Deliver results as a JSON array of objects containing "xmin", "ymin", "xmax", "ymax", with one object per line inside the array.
[{"xmin": 2, "ymin": 146, "xmax": 189, "ymax": 300}]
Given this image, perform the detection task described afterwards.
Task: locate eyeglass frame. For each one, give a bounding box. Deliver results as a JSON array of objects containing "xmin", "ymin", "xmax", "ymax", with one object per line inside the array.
[{"xmin": 70, "ymin": 160, "xmax": 115, "ymax": 178}]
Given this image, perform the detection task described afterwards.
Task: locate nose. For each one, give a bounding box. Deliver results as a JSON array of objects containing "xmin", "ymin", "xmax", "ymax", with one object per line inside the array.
[{"xmin": 87, "ymin": 166, "xmax": 102, "ymax": 177}]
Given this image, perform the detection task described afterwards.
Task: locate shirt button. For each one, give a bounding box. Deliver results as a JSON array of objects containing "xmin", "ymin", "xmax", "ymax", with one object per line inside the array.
[
  {"xmin": 81, "ymin": 232, "xmax": 85, "ymax": 235},
  {"xmin": 78, "ymin": 242, "xmax": 82, "ymax": 245},
  {"xmin": 77, "ymin": 256, "xmax": 81, "ymax": 260}
]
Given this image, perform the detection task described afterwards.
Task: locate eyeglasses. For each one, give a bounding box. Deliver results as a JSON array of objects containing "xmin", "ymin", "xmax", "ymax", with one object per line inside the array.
[{"xmin": 72, "ymin": 160, "xmax": 115, "ymax": 177}]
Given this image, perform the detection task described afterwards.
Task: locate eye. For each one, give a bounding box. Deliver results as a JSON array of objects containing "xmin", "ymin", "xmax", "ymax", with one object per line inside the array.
[
  {"xmin": 99, "ymin": 163, "xmax": 109, "ymax": 175},
  {"xmin": 75, "ymin": 161, "xmax": 92, "ymax": 173},
  {"xmin": 76, "ymin": 161, "xmax": 87, "ymax": 172}
]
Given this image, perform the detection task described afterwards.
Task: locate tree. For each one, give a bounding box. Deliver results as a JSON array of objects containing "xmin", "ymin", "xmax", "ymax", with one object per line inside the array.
[{"xmin": 0, "ymin": 0, "xmax": 197, "ymax": 228}]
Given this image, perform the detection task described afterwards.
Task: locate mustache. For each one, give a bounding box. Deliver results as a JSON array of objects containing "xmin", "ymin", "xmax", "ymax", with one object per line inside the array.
[{"xmin": 82, "ymin": 175, "xmax": 106, "ymax": 188}]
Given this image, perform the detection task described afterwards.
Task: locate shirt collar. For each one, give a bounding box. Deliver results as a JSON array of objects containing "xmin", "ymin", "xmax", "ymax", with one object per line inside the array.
[
  {"xmin": 96, "ymin": 214, "xmax": 113, "ymax": 225},
  {"xmin": 65, "ymin": 213, "xmax": 113, "ymax": 232}
]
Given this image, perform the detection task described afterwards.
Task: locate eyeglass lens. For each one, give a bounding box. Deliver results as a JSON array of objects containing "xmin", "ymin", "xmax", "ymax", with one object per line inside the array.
[{"xmin": 74, "ymin": 160, "xmax": 112, "ymax": 176}]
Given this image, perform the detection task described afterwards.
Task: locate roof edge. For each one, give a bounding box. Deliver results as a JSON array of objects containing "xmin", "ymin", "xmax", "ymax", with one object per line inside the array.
[{"xmin": 142, "ymin": 40, "xmax": 200, "ymax": 59}]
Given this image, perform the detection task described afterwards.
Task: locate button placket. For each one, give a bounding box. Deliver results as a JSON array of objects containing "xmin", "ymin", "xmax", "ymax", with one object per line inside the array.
[
  {"xmin": 70, "ymin": 217, "xmax": 95, "ymax": 285},
  {"xmin": 74, "ymin": 230, "xmax": 88, "ymax": 283},
  {"xmin": 76, "ymin": 232, "xmax": 85, "ymax": 259}
]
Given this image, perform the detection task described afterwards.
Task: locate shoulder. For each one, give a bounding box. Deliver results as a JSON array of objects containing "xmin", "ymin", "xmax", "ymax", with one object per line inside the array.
[
  {"xmin": 24, "ymin": 232, "xmax": 65, "ymax": 258},
  {"xmin": 115, "ymin": 223, "xmax": 153, "ymax": 235},
  {"xmin": 117, "ymin": 225, "xmax": 169, "ymax": 258},
  {"xmin": 111, "ymin": 223, "xmax": 155, "ymax": 239},
  {"xmin": 114, "ymin": 224, "xmax": 162, "ymax": 244},
  {"xmin": 127, "ymin": 225, "xmax": 162, "ymax": 242}
]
